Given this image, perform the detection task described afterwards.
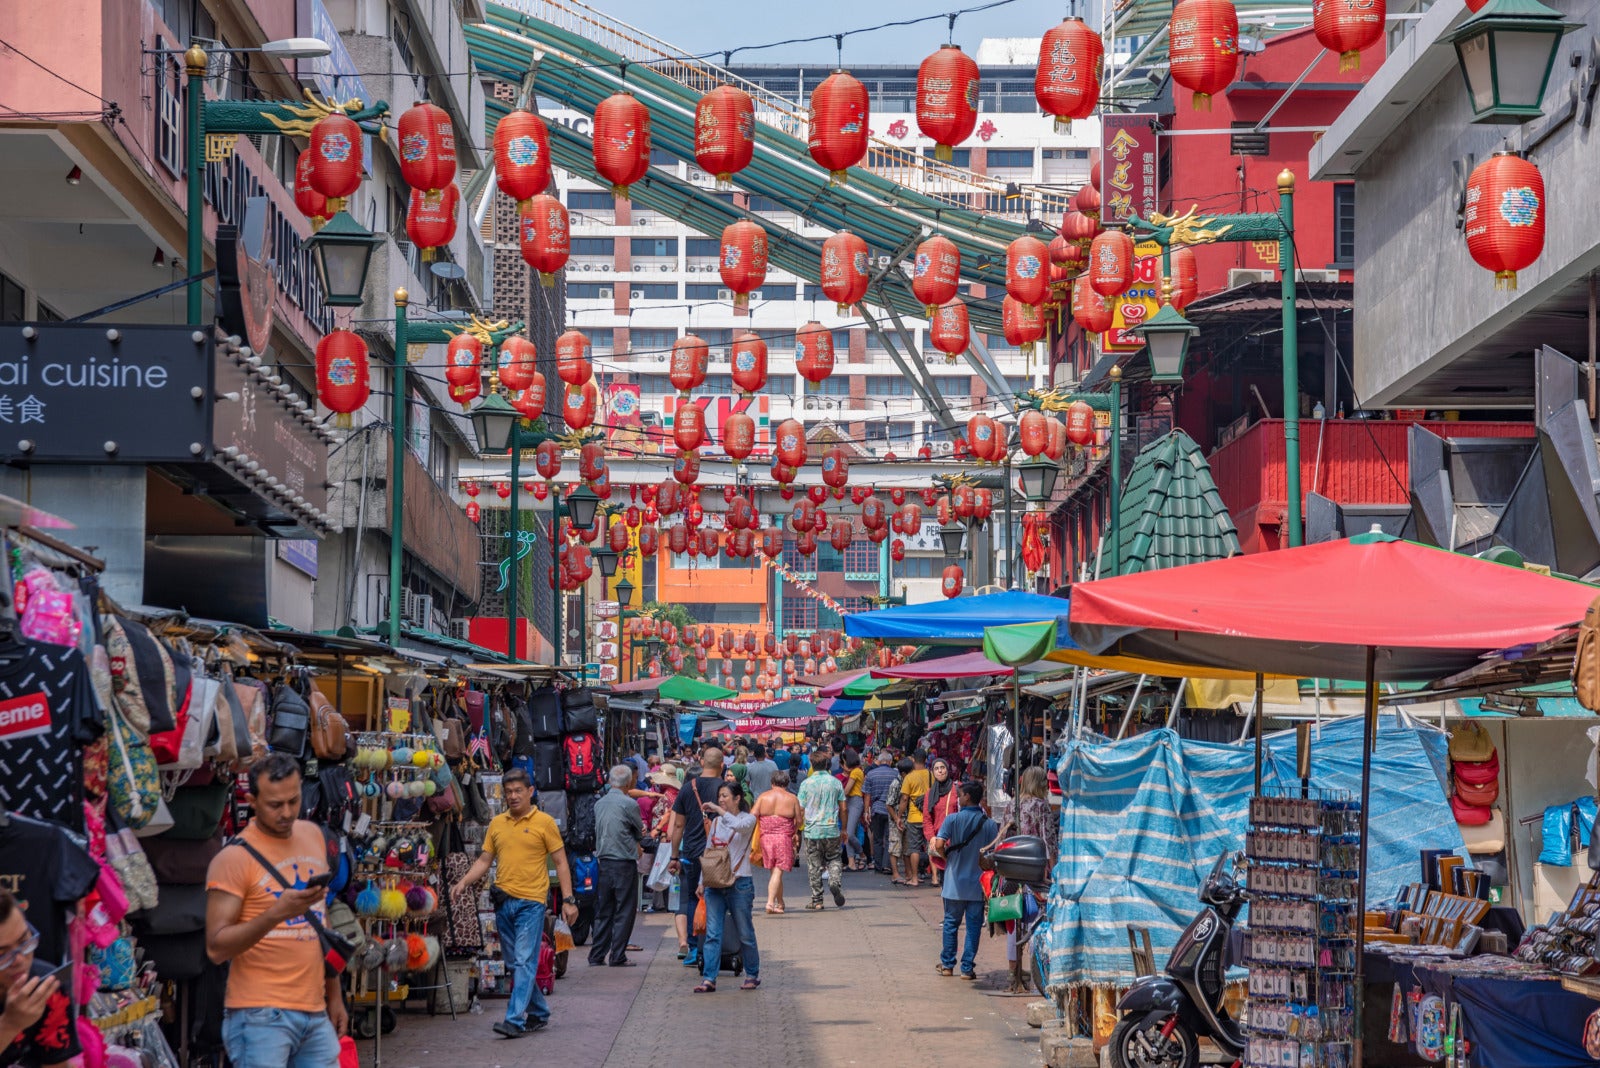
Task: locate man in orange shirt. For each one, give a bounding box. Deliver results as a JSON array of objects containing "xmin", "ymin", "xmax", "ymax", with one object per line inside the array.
[{"xmin": 205, "ymin": 753, "xmax": 346, "ymax": 1067}]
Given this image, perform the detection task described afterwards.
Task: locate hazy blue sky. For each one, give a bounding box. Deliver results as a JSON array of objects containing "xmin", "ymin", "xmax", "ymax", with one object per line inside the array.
[{"xmin": 563, "ymin": 0, "xmax": 1087, "ymax": 66}]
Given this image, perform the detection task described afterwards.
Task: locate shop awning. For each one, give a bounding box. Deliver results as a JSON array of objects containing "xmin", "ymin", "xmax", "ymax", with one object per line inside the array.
[
  {"xmin": 817, "ymin": 671, "xmax": 896, "ymax": 698},
  {"xmin": 869, "ymin": 650, "xmax": 1025, "ymax": 680},
  {"xmin": 1068, "ymin": 532, "xmax": 1598, "ymax": 682},
  {"xmin": 656, "ymin": 675, "xmax": 740, "ymax": 702},
  {"xmin": 747, "ymin": 698, "xmax": 823, "ymax": 719},
  {"xmin": 843, "ymin": 591, "xmax": 1072, "ymax": 646}
]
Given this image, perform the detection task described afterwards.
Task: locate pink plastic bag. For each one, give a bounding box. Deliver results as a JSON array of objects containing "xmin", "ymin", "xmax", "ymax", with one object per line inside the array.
[{"xmin": 339, "ymin": 1035, "xmax": 360, "ymax": 1068}]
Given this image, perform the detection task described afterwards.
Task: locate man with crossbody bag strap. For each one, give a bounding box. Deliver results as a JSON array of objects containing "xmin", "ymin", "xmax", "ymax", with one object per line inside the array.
[
  {"xmin": 667, "ymin": 747, "xmax": 729, "ymax": 969},
  {"xmin": 205, "ymin": 753, "xmax": 348, "ymax": 1067}
]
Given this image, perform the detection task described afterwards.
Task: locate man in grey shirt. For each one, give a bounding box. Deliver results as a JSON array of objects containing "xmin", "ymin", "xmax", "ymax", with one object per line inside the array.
[
  {"xmin": 746, "ymin": 742, "xmax": 780, "ymax": 798},
  {"xmin": 588, "ymin": 766, "xmax": 645, "ymax": 967}
]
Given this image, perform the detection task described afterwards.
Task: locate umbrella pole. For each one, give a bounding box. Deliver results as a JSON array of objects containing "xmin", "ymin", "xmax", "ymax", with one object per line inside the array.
[
  {"xmin": 1355, "ymin": 646, "xmax": 1377, "ymax": 1068},
  {"xmin": 1252, "ymin": 672, "xmax": 1264, "ymax": 794},
  {"xmin": 1114, "ymin": 674, "xmax": 1148, "ymax": 740},
  {"xmin": 1013, "ymin": 672, "xmax": 1023, "ymax": 803}
]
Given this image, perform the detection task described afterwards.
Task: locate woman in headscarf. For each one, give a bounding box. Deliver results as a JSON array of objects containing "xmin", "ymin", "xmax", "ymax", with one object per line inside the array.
[
  {"xmin": 922, "ymin": 757, "xmax": 961, "ymax": 889},
  {"xmin": 728, "ymin": 762, "xmax": 755, "ymax": 807}
]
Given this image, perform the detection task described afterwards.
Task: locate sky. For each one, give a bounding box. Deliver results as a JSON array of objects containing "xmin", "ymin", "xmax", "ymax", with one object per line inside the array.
[{"xmin": 553, "ymin": 0, "xmax": 1093, "ymax": 67}]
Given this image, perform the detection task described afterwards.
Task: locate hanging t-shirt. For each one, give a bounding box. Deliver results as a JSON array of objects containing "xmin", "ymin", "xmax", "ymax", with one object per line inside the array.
[
  {"xmin": 0, "ymin": 642, "xmax": 101, "ymax": 829},
  {"xmin": 0, "ymin": 815, "xmax": 99, "ymax": 968},
  {"xmin": 0, "ymin": 958, "xmax": 80, "ymax": 1067}
]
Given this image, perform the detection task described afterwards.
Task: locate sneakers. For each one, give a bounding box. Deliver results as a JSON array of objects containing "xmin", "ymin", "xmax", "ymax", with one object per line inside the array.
[
  {"xmin": 493, "ymin": 1022, "xmax": 527, "ymax": 1039},
  {"xmin": 527, "ymin": 1019, "xmax": 549, "ymax": 1033},
  {"xmin": 831, "ymin": 882, "xmax": 846, "ymax": 907},
  {"xmin": 683, "ymin": 949, "xmax": 702, "ymax": 968}
]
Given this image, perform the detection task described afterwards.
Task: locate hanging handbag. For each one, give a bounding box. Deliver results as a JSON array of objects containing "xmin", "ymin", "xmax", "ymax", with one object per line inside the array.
[
  {"xmin": 308, "ymin": 686, "xmax": 350, "ymax": 762},
  {"xmin": 700, "ymin": 819, "xmax": 736, "ymax": 889},
  {"xmin": 230, "ymin": 837, "xmax": 352, "ymax": 977},
  {"xmin": 267, "ymin": 678, "xmax": 311, "ymax": 759},
  {"xmin": 748, "ymin": 820, "xmax": 764, "ymax": 867},
  {"xmin": 986, "ymin": 884, "xmax": 1026, "ymax": 923},
  {"xmin": 107, "ymin": 703, "xmax": 162, "ymax": 830}
]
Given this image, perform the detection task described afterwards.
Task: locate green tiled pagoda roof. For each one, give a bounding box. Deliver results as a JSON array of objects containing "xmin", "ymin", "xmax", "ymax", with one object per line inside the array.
[{"xmin": 1116, "ymin": 429, "xmax": 1242, "ymax": 573}]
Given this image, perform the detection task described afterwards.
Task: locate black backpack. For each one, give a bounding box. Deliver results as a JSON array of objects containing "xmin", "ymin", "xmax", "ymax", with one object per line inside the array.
[
  {"xmin": 533, "ymin": 740, "xmax": 564, "ymax": 792},
  {"xmin": 527, "ymin": 687, "xmax": 563, "ymax": 739},
  {"xmin": 567, "ymin": 791, "xmax": 598, "ymax": 853},
  {"xmin": 562, "ymin": 688, "xmax": 598, "ymax": 734},
  {"xmin": 511, "ymin": 699, "xmax": 538, "ymax": 757}
]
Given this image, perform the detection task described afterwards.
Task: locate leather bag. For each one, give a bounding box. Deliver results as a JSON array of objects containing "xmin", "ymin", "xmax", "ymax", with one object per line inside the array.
[
  {"xmin": 1451, "ymin": 793, "xmax": 1493, "ymax": 826},
  {"xmin": 267, "ymin": 680, "xmax": 311, "ymax": 759},
  {"xmin": 1577, "ymin": 593, "xmax": 1600, "ymax": 711},
  {"xmin": 308, "ymin": 687, "xmax": 350, "ymax": 762},
  {"xmin": 1448, "ymin": 722, "xmax": 1494, "ymax": 763},
  {"xmin": 1453, "ymin": 752, "xmax": 1499, "ymax": 785},
  {"xmin": 1455, "ymin": 778, "xmax": 1499, "ymax": 807}
]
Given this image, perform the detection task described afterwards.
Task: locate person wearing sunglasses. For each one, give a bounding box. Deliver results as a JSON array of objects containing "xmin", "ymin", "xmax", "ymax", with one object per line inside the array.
[{"xmin": 0, "ymin": 890, "xmax": 77, "ymax": 1067}]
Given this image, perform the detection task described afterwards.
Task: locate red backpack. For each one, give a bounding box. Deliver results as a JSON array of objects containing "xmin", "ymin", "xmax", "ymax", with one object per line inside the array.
[
  {"xmin": 563, "ymin": 733, "xmax": 601, "ymax": 793},
  {"xmin": 536, "ymin": 935, "xmax": 556, "ymax": 995}
]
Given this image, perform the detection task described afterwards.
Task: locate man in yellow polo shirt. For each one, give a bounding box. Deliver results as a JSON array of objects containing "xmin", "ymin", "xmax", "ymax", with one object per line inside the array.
[
  {"xmin": 898, "ymin": 749, "xmax": 932, "ymax": 888},
  {"xmin": 451, "ymin": 768, "xmax": 576, "ymax": 1039}
]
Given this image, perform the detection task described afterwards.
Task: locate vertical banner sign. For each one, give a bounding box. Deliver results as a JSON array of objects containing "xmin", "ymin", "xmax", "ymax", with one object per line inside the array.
[
  {"xmin": 1100, "ymin": 116, "xmax": 1160, "ymax": 224},
  {"xmin": 1105, "ymin": 241, "xmax": 1164, "ymax": 352}
]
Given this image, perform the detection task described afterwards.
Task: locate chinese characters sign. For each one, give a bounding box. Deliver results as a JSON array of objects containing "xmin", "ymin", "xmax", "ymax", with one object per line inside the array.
[
  {"xmin": 0, "ymin": 323, "xmax": 211, "ymax": 461},
  {"xmin": 1105, "ymin": 241, "xmax": 1165, "ymax": 353},
  {"xmin": 1101, "ymin": 115, "xmax": 1160, "ymax": 224}
]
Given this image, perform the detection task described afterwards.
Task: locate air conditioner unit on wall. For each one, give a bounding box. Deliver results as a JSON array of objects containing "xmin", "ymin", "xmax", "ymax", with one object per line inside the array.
[
  {"xmin": 597, "ymin": 287, "xmax": 614, "ymax": 299},
  {"xmin": 1296, "ymin": 269, "xmax": 1341, "ymax": 283},
  {"xmin": 1228, "ymin": 268, "xmax": 1276, "ymax": 288},
  {"xmin": 717, "ymin": 289, "xmax": 733, "ymax": 301},
  {"xmin": 448, "ymin": 619, "xmax": 472, "ymax": 641},
  {"xmin": 630, "ymin": 290, "xmax": 644, "ymax": 299}
]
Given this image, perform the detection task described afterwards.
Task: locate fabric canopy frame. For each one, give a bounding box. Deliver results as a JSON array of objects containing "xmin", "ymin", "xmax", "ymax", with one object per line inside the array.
[{"xmin": 844, "ymin": 590, "xmax": 1072, "ymax": 646}]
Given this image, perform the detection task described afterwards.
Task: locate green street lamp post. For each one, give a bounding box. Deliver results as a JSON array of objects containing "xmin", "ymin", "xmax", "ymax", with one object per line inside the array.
[
  {"xmin": 1134, "ymin": 303, "xmax": 1201, "ymax": 384},
  {"xmin": 1445, "ymin": 0, "xmax": 1579, "ymax": 123},
  {"xmin": 1108, "ymin": 366, "xmax": 1123, "ymax": 577},
  {"xmin": 306, "ymin": 212, "xmax": 384, "ymax": 307}
]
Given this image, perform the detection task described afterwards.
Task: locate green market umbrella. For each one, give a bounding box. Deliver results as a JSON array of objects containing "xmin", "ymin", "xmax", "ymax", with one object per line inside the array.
[
  {"xmin": 983, "ymin": 620, "xmax": 1060, "ymax": 800},
  {"xmin": 657, "ymin": 675, "xmax": 738, "ymax": 702}
]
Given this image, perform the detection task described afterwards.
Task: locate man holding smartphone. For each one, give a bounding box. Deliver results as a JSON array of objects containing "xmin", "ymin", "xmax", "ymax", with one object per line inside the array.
[
  {"xmin": 205, "ymin": 753, "xmax": 346, "ymax": 1067},
  {"xmin": 0, "ymin": 891, "xmax": 76, "ymax": 1067}
]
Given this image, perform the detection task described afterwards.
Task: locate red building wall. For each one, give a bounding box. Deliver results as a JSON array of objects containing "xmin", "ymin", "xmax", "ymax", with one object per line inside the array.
[{"xmin": 1162, "ymin": 27, "xmax": 1380, "ymax": 301}]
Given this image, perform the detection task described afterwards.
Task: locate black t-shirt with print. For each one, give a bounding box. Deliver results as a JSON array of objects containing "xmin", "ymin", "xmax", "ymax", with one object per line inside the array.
[
  {"xmin": 0, "ymin": 816, "xmax": 99, "ymax": 968},
  {"xmin": 0, "ymin": 959, "xmax": 80, "ymax": 1067},
  {"xmin": 0, "ymin": 643, "xmax": 101, "ymax": 829},
  {"xmin": 670, "ymin": 777, "xmax": 724, "ymax": 860}
]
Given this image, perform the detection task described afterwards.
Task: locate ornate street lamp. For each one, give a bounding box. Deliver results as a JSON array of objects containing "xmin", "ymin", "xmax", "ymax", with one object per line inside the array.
[
  {"xmin": 566, "ymin": 485, "xmax": 601, "ymax": 530},
  {"xmin": 305, "ymin": 212, "xmax": 382, "ymax": 307},
  {"xmin": 593, "ymin": 544, "xmax": 620, "ymax": 578},
  {"xmin": 1018, "ymin": 459, "xmax": 1060, "ymax": 503},
  {"xmin": 468, "ymin": 392, "xmax": 520, "ymax": 454},
  {"xmin": 615, "ymin": 577, "xmax": 635, "ymax": 606},
  {"xmin": 938, "ymin": 522, "xmax": 967, "ymax": 558},
  {"xmin": 1445, "ymin": 0, "xmax": 1578, "ymax": 123},
  {"xmin": 1135, "ymin": 303, "xmax": 1200, "ymax": 384}
]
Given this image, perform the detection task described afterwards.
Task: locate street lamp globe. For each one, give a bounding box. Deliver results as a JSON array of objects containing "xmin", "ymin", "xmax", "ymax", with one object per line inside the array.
[
  {"xmin": 468, "ymin": 392, "xmax": 520, "ymax": 454},
  {"xmin": 305, "ymin": 211, "xmax": 382, "ymax": 307},
  {"xmin": 593, "ymin": 544, "xmax": 620, "ymax": 578},
  {"xmin": 938, "ymin": 522, "xmax": 967, "ymax": 558},
  {"xmin": 1018, "ymin": 459, "xmax": 1060, "ymax": 503},
  {"xmin": 615, "ymin": 577, "xmax": 635, "ymax": 606},
  {"xmin": 1135, "ymin": 304, "xmax": 1200, "ymax": 383},
  {"xmin": 566, "ymin": 485, "xmax": 601, "ymax": 530},
  {"xmin": 1445, "ymin": 0, "xmax": 1578, "ymax": 123}
]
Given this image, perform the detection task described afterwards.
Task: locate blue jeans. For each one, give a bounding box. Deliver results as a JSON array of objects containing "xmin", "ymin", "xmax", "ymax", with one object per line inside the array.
[
  {"xmin": 701, "ymin": 875, "xmax": 759, "ymax": 983},
  {"xmin": 496, "ymin": 896, "xmax": 550, "ymax": 1028},
  {"xmin": 941, "ymin": 897, "xmax": 986, "ymax": 975},
  {"xmin": 844, "ymin": 796, "xmax": 866, "ymax": 864},
  {"xmin": 222, "ymin": 1007, "xmax": 340, "ymax": 1068}
]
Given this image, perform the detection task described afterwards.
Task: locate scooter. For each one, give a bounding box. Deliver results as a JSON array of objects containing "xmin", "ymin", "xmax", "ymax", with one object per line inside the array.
[
  {"xmin": 983, "ymin": 836, "xmax": 1054, "ymax": 994},
  {"xmin": 1109, "ymin": 851, "xmax": 1245, "ymax": 1068}
]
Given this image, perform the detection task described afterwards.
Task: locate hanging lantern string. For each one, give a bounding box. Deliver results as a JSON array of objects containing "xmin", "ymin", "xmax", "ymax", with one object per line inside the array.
[
  {"xmin": 947, "ymin": 12, "xmax": 959, "ymax": 44},
  {"xmin": 834, "ymin": 34, "xmax": 845, "ymax": 69}
]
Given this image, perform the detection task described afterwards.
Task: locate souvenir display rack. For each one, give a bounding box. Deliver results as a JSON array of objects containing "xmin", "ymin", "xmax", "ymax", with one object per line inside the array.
[{"xmin": 1242, "ymin": 791, "xmax": 1362, "ymax": 1068}]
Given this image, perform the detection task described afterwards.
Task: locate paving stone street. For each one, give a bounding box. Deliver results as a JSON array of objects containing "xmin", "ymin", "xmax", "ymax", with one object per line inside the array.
[{"xmin": 370, "ymin": 867, "xmax": 1044, "ymax": 1067}]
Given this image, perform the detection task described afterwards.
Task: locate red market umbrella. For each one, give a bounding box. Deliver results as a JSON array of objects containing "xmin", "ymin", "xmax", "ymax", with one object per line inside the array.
[{"xmin": 1068, "ymin": 533, "xmax": 1596, "ymax": 683}]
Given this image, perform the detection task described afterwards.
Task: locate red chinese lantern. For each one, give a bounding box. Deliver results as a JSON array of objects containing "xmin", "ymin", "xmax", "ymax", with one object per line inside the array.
[
  {"xmin": 639, "ymin": 525, "xmax": 659, "ymax": 556},
  {"xmin": 496, "ymin": 481, "xmax": 512, "ymax": 500},
  {"xmin": 579, "ymin": 442, "xmax": 607, "ymax": 482},
  {"xmin": 406, "ymin": 184, "xmax": 459, "ymax": 260},
  {"xmin": 670, "ymin": 335, "xmax": 710, "ymax": 394},
  {"xmin": 519, "ymin": 194, "xmax": 570, "ymax": 287},
  {"xmin": 1019, "ymin": 410, "xmax": 1050, "ymax": 458},
  {"xmin": 829, "ymin": 518, "xmax": 852, "ymax": 552},
  {"xmin": 563, "ymin": 381, "xmax": 598, "ymax": 430},
  {"xmin": 397, "ymin": 101, "xmax": 456, "ymax": 195},
  {"xmin": 535, "ymin": 441, "xmax": 562, "ymax": 480},
  {"xmin": 465, "ymin": 500, "xmax": 481, "ymax": 524},
  {"xmin": 1003, "ymin": 296, "xmax": 1046, "ymax": 357},
  {"xmin": 791, "ymin": 499, "xmax": 817, "ymax": 533},
  {"xmin": 307, "ymin": 113, "xmax": 363, "ymax": 211},
  {"xmin": 723, "ymin": 411, "xmax": 755, "ymax": 460},
  {"xmin": 493, "ymin": 109, "xmax": 551, "ymax": 210},
  {"xmin": 795, "ymin": 322, "xmax": 835, "ymax": 384},
  {"xmin": 890, "ymin": 539, "xmax": 905, "ymax": 563},
  {"xmin": 975, "ymin": 488, "xmax": 994, "ymax": 523},
  {"xmin": 1089, "ymin": 229, "xmax": 1135, "ymax": 296},
  {"xmin": 890, "ymin": 488, "xmax": 906, "ymax": 505},
  {"xmin": 667, "ymin": 525, "xmax": 689, "ymax": 555},
  {"xmin": 771, "ymin": 458, "xmax": 798, "ymax": 485},
  {"xmin": 1061, "ymin": 208, "xmax": 1098, "ymax": 251},
  {"xmin": 695, "ymin": 85, "xmax": 755, "ymax": 188},
  {"xmin": 730, "ymin": 332, "xmax": 768, "ymax": 396},
  {"xmin": 1006, "ymin": 235, "xmax": 1051, "ymax": 306},
  {"xmin": 1465, "ymin": 153, "xmax": 1545, "ymax": 290},
  {"xmin": 699, "ymin": 529, "xmax": 720, "ymax": 558},
  {"xmin": 556, "ymin": 330, "xmax": 592, "ymax": 385},
  {"xmin": 796, "ymin": 531, "xmax": 817, "ymax": 557},
  {"xmin": 761, "ymin": 528, "xmax": 784, "ymax": 559},
  {"xmin": 808, "ymin": 485, "xmax": 828, "ymax": 506},
  {"xmin": 1171, "ymin": 246, "xmax": 1199, "ymax": 310},
  {"xmin": 727, "ymin": 497, "xmax": 754, "ymax": 530},
  {"xmin": 808, "ymin": 70, "xmax": 870, "ymax": 184},
  {"xmin": 930, "ymin": 299, "xmax": 970, "ymax": 362},
  {"xmin": 315, "ymin": 330, "xmax": 369, "ymax": 427},
  {"xmin": 449, "ymin": 378, "xmax": 481, "ymax": 413},
  {"xmin": 941, "ymin": 564, "xmax": 964, "ymax": 599},
  {"xmin": 1035, "ymin": 18, "xmax": 1104, "ymax": 133},
  {"xmin": 463, "ymin": 481, "xmax": 480, "ymax": 497},
  {"xmin": 672, "ymin": 448, "xmax": 701, "ymax": 485},
  {"xmin": 719, "ymin": 220, "xmax": 768, "ymax": 311},
  {"xmin": 916, "ymin": 45, "xmax": 980, "ymax": 162},
  {"xmin": 897, "ymin": 502, "xmax": 923, "ymax": 534},
  {"xmin": 912, "ymin": 235, "xmax": 961, "ymax": 317},
  {"xmin": 1073, "ymin": 275, "xmax": 1114, "ymax": 334},
  {"xmin": 1046, "ymin": 416, "xmax": 1068, "ymax": 460},
  {"xmin": 821, "ymin": 446, "xmax": 849, "ymax": 489},
  {"xmin": 1065, "ymin": 400, "xmax": 1096, "ymax": 446},
  {"xmin": 294, "ymin": 150, "xmax": 329, "ymax": 228},
  {"xmin": 444, "ymin": 333, "xmax": 481, "ymax": 403},
  {"xmin": 674, "ymin": 402, "xmax": 706, "ymax": 451},
  {"xmin": 1169, "ymin": 0, "xmax": 1241, "ymax": 111},
  {"xmin": 609, "ymin": 521, "xmax": 630, "ymax": 554},
  {"xmin": 1314, "ymin": 0, "xmax": 1385, "ymax": 71},
  {"xmin": 496, "ymin": 336, "xmax": 537, "ymax": 392},
  {"xmin": 593, "ymin": 92, "xmax": 651, "ymax": 198},
  {"xmin": 861, "ymin": 496, "xmax": 886, "ymax": 530},
  {"xmin": 867, "ymin": 524, "xmax": 889, "ymax": 545},
  {"xmin": 966, "ymin": 414, "xmax": 1000, "ymax": 462},
  {"xmin": 821, "ymin": 231, "xmax": 871, "ymax": 314},
  {"xmin": 1075, "ymin": 181, "xmax": 1103, "ymax": 228},
  {"xmin": 512, "ymin": 374, "xmax": 547, "ymax": 421}
]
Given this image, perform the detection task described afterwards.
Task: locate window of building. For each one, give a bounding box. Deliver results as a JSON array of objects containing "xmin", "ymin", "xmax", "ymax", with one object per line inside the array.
[
  {"xmin": 567, "ymin": 283, "xmax": 613, "ymax": 300},
  {"xmin": 1004, "ymin": 375, "xmax": 1032, "ymax": 394},
  {"xmin": 650, "ymin": 147, "xmax": 681, "ymax": 167},
  {"xmin": 590, "ymin": 330, "xmax": 616, "ymax": 355},
  {"xmin": 986, "ymin": 148, "xmax": 1035, "ymax": 169},
  {"xmin": 844, "ymin": 541, "xmax": 877, "ymax": 576},
  {"xmin": 571, "ymin": 237, "xmax": 613, "ymax": 257},
  {"xmin": 154, "ymin": 41, "xmax": 184, "ymax": 178},
  {"xmin": 758, "ymin": 286, "xmax": 796, "ymax": 302},
  {"xmin": 983, "ymin": 192, "xmax": 1029, "ymax": 214},
  {"xmin": 686, "ymin": 237, "xmax": 719, "ymax": 258},
  {"xmin": 782, "ymin": 595, "xmax": 818, "ymax": 631},
  {"xmin": 864, "ymin": 375, "xmax": 915, "ymax": 397},
  {"xmin": 1333, "ymin": 184, "xmax": 1355, "ymax": 268},
  {"xmin": 629, "ymin": 328, "xmax": 679, "ymax": 354},
  {"xmin": 0, "ymin": 272, "xmax": 23, "ymax": 322},
  {"xmin": 568, "ymin": 190, "xmax": 615, "ymax": 212},
  {"xmin": 864, "ymin": 423, "xmax": 889, "ymax": 443},
  {"xmin": 1044, "ymin": 148, "xmax": 1091, "ymax": 161},
  {"xmin": 630, "ymin": 283, "xmax": 678, "ymax": 300},
  {"xmin": 697, "ymin": 329, "xmax": 734, "ymax": 353},
  {"xmin": 630, "ymin": 237, "xmax": 678, "ymax": 258},
  {"xmin": 803, "ymin": 375, "xmax": 851, "ymax": 395},
  {"xmin": 685, "ymin": 283, "xmax": 726, "ymax": 301},
  {"xmin": 747, "ymin": 194, "xmax": 787, "ymax": 214},
  {"xmin": 923, "ymin": 147, "xmax": 972, "ymax": 169},
  {"xmin": 35, "ymin": 302, "xmax": 62, "ymax": 323},
  {"xmin": 896, "ymin": 555, "xmax": 940, "ymax": 578},
  {"xmin": 639, "ymin": 375, "xmax": 674, "ymax": 396}
]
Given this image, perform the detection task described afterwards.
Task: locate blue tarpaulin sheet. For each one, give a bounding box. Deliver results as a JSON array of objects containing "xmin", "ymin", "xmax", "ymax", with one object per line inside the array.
[
  {"xmin": 842, "ymin": 590, "xmax": 1074, "ymax": 646},
  {"xmin": 1043, "ymin": 716, "xmax": 1464, "ymax": 989}
]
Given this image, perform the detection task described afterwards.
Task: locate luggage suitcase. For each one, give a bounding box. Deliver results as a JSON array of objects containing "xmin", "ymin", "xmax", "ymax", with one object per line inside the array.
[{"xmin": 718, "ymin": 951, "xmax": 744, "ymax": 976}]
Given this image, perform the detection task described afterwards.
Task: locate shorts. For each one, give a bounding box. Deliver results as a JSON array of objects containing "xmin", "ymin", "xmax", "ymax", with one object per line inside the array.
[
  {"xmin": 904, "ymin": 822, "xmax": 927, "ymax": 856},
  {"xmin": 888, "ymin": 821, "xmax": 903, "ymax": 857}
]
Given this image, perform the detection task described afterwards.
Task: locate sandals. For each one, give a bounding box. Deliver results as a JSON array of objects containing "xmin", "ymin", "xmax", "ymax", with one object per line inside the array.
[
  {"xmin": 694, "ymin": 982, "xmax": 716, "ymax": 993},
  {"xmin": 935, "ymin": 966, "xmax": 954, "ymax": 977},
  {"xmin": 741, "ymin": 977, "xmax": 761, "ymax": 990},
  {"xmin": 806, "ymin": 902, "xmax": 825, "ymax": 911}
]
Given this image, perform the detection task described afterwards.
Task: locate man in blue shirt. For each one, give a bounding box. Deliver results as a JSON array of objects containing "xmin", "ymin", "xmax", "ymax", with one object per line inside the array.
[{"xmin": 930, "ymin": 782, "xmax": 999, "ymax": 980}]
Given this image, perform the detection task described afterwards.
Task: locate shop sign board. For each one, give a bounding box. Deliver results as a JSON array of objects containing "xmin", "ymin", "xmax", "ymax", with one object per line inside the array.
[
  {"xmin": 212, "ymin": 340, "xmax": 329, "ymax": 516},
  {"xmin": 277, "ymin": 538, "xmax": 318, "ymax": 578},
  {"xmin": 594, "ymin": 600, "xmax": 620, "ymax": 619},
  {"xmin": 0, "ymin": 323, "xmax": 211, "ymax": 462},
  {"xmin": 1105, "ymin": 241, "xmax": 1164, "ymax": 353},
  {"xmin": 599, "ymin": 663, "xmax": 618, "ymax": 683},
  {"xmin": 1101, "ymin": 115, "xmax": 1160, "ymax": 224}
]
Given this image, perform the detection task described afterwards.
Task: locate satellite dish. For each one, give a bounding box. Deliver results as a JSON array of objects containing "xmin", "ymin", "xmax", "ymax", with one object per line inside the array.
[
  {"xmin": 430, "ymin": 261, "xmax": 466, "ymax": 280},
  {"xmin": 1238, "ymin": 34, "xmax": 1267, "ymax": 54}
]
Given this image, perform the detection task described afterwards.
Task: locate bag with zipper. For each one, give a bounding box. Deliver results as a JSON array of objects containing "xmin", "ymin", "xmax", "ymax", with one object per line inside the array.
[
  {"xmin": 527, "ymin": 687, "xmax": 564, "ymax": 739},
  {"xmin": 308, "ymin": 686, "xmax": 350, "ymax": 762},
  {"xmin": 107, "ymin": 702, "xmax": 161, "ymax": 830},
  {"xmin": 267, "ymin": 678, "xmax": 311, "ymax": 759},
  {"xmin": 560, "ymin": 688, "xmax": 598, "ymax": 734}
]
